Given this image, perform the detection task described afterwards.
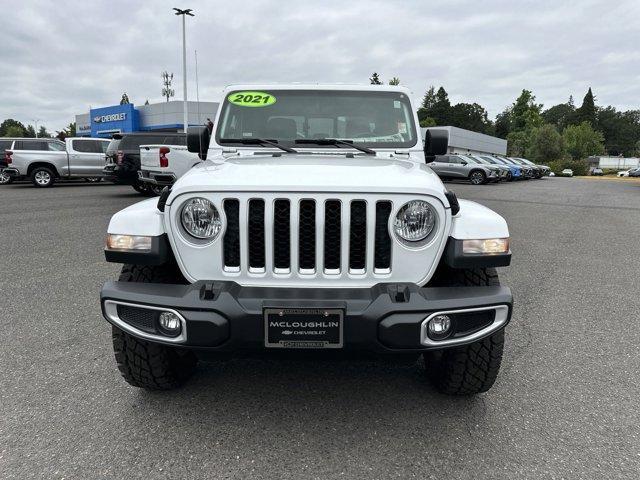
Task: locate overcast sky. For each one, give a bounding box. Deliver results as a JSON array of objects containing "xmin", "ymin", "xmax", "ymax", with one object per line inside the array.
[{"xmin": 2, "ymin": 0, "xmax": 639, "ymax": 132}]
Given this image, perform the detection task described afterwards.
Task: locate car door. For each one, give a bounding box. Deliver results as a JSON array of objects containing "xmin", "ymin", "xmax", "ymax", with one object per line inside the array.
[
  {"xmin": 448, "ymin": 156, "xmax": 468, "ymax": 179},
  {"xmin": 428, "ymin": 155, "xmax": 450, "ymax": 178},
  {"xmin": 68, "ymin": 139, "xmax": 102, "ymax": 176}
]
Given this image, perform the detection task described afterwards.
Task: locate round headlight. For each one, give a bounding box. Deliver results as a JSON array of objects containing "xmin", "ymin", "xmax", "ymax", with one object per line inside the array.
[
  {"xmin": 394, "ymin": 200, "xmax": 436, "ymax": 242},
  {"xmin": 180, "ymin": 197, "xmax": 222, "ymax": 240}
]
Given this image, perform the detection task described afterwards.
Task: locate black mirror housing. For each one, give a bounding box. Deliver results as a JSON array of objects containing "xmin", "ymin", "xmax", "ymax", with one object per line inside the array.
[
  {"xmin": 187, "ymin": 126, "xmax": 211, "ymax": 160},
  {"xmin": 424, "ymin": 129, "xmax": 449, "ymax": 163}
]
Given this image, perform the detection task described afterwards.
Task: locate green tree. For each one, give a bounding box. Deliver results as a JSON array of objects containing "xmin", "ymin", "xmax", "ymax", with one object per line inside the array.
[
  {"xmin": 417, "ymin": 86, "xmax": 451, "ymax": 126},
  {"xmin": 494, "ymin": 108, "xmax": 511, "ymax": 139},
  {"xmin": 448, "ymin": 102, "xmax": 493, "ymax": 134},
  {"xmin": 542, "ymin": 99, "xmax": 576, "ymax": 132},
  {"xmin": 431, "ymin": 87, "xmax": 451, "ymax": 126},
  {"xmin": 597, "ymin": 107, "xmax": 640, "ymax": 156},
  {"xmin": 510, "ymin": 89, "xmax": 543, "ymax": 132},
  {"xmin": 369, "ymin": 73, "xmax": 382, "ymax": 85},
  {"xmin": 37, "ymin": 126, "xmax": 51, "ymax": 138},
  {"xmin": 563, "ymin": 121, "xmax": 605, "ymax": 160},
  {"xmin": 417, "ymin": 86, "xmax": 436, "ymax": 122},
  {"xmin": 4, "ymin": 125, "xmax": 24, "ymax": 137},
  {"xmin": 419, "ymin": 117, "xmax": 437, "ymax": 128},
  {"xmin": 506, "ymin": 130, "xmax": 529, "ymax": 156},
  {"xmin": 0, "ymin": 119, "xmax": 27, "ymax": 137},
  {"xmin": 25, "ymin": 125, "xmax": 36, "ymax": 138},
  {"xmin": 528, "ymin": 124, "xmax": 564, "ymax": 162},
  {"xmin": 574, "ymin": 87, "xmax": 596, "ymax": 127},
  {"xmin": 388, "ymin": 77, "xmax": 400, "ymax": 86}
]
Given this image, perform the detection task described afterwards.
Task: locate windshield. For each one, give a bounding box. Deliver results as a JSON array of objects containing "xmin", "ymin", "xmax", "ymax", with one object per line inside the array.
[{"xmin": 216, "ymin": 89, "xmax": 417, "ymax": 149}]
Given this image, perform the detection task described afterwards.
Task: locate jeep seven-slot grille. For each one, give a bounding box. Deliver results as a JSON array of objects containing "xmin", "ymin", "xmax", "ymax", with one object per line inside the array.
[{"xmin": 222, "ymin": 198, "xmax": 393, "ymax": 275}]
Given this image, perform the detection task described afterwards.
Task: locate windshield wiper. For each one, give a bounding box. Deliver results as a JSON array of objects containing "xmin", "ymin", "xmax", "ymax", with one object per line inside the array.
[
  {"xmin": 295, "ymin": 138, "xmax": 376, "ymax": 155},
  {"xmin": 219, "ymin": 138, "xmax": 298, "ymax": 153}
]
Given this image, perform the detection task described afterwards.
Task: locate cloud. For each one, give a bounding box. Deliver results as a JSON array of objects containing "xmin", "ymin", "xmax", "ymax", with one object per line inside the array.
[{"xmin": 1, "ymin": 0, "xmax": 638, "ymax": 132}]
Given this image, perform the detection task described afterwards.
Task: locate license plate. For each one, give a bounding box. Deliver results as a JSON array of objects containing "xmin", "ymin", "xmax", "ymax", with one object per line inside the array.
[{"xmin": 264, "ymin": 308, "xmax": 343, "ymax": 349}]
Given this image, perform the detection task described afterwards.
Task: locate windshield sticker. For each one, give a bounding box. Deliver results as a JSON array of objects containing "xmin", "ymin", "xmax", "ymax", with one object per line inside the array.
[
  {"xmin": 228, "ymin": 91, "xmax": 276, "ymax": 107},
  {"xmin": 398, "ymin": 122, "xmax": 407, "ymax": 134},
  {"xmin": 393, "ymin": 100, "xmax": 401, "ymax": 109}
]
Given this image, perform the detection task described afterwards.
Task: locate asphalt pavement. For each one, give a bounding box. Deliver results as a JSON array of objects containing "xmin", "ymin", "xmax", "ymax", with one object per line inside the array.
[{"xmin": 1, "ymin": 177, "xmax": 639, "ymax": 479}]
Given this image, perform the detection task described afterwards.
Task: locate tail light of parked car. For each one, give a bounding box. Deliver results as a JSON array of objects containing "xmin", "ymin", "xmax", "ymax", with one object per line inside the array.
[
  {"xmin": 159, "ymin": 147, "xmax": 170, "ymax": 168},
  {"xmin": 116, "ymin": 150, "xmax": 124, "ymax": 165},
  {"xmin": 4, "ymin": 150, "xmax": 12, "ymax": 164}
]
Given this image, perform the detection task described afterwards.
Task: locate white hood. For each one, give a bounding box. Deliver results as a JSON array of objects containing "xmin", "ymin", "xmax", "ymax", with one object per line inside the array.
[{"xmin": 167, "ymin": 153, "xmax": 448, "ymax": 205}]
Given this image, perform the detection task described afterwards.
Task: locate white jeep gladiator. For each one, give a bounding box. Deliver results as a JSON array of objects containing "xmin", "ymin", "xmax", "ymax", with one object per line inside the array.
[{"xmin": 101, "ymin": 85, "xmax": 512, "ymax": 395}]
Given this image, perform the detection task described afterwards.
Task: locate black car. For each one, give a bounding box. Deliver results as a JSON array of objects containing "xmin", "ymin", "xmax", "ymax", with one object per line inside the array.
[{"xmin": 103, "ymin": 132, "xmax": 186, "ymax": 194}]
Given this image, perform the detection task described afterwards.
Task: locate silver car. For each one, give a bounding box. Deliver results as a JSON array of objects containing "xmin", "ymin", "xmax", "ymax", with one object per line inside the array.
[{"xmin": 429, "ymin": 154, "xmax": 500, "ymax": 185}]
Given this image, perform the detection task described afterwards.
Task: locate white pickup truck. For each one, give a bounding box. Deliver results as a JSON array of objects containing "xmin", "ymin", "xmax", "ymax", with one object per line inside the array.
[
  {"xmin": 139, "ymin": 144, "xmax": 202, "ymax": 191},
  {"xmin": 2, "ymin": 137, "xmax": 110, "ymax": 187}
]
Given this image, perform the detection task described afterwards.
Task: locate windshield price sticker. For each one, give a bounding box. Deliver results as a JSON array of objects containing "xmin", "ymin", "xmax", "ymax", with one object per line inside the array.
[{"xmin": 228, "ymin": 91, "xmax": 276, "ymax": 107}]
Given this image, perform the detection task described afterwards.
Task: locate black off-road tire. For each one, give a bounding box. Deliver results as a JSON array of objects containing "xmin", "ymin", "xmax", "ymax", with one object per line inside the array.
[
  {"xmin": 111, "ymin": 263, "xmax": 197, "ymax": 390},
  {"xmin": 424, "ymin": 266, "xmax": 505, "ymax": 395}
]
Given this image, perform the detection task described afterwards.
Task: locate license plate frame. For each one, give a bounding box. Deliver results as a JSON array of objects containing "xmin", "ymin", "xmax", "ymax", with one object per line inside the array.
[{"xmin": 264, "ymin": 308, "xmax": 344, "ymax": 349}]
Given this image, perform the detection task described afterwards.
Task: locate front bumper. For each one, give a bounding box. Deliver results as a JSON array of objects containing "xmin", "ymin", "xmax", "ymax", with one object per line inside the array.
[{"xmin": 100, "ymin": 281, "xmax": 513, "ymax": 352}]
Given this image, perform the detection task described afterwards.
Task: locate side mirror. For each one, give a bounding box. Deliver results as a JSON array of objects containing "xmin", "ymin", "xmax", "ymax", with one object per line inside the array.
[
  {"xmin": 187, "ymin": 126, "xmax": 211, "ymax": 160},
  {"xmin": 424, "ymin": 129, "xmax": 449, "ymax": 163},
  {"xmin": 460, "ymin": 160, "xmax": 467, "ymax": 165}
]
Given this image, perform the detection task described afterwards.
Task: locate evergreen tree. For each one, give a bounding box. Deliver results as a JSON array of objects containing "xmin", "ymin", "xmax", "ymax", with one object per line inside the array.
[
  {"xmin": 574, "ymin": 87, "xmax": 596, "ymax": 127},
  {"xmin": 431, "ymin": 87, "xmax": 451, "ymax": 125},
  {"xmin": 388, "ymin": 77, "xmax": 400, "ymax": 86},
  {"xmin": 25, "ymin": 125, "xmax": 37, "ymax": 138},
  {"xmin": 510, "ymin": 89, "xmax": 543, "ymax": 132},
  {"xmin": 369, "ymin": 73, "xmax": 382, "ymax": 85}
]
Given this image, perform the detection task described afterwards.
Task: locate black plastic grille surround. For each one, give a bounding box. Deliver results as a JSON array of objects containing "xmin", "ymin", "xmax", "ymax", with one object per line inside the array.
[
  {"xmin": 248, "ymin": 199, "xmax": 265, "ymax": 269},
  {"xmin": 324, "ymin": 200, "xmax": 341, "ymax": 270},
  {"xmin": 273, "ymin": 199, "xmax": 291, "ymax": 269},
  {"xmin": 223, "ymin": 200, "xmax": 240, "ymax": 267},
  {"xmin": 298, "ymin": 200, "xmax": 316, "ymax": 270},
  {"xmin": 374, "ymin": 201, "xmax": 392, "ymax": 269},
  {"xmin": 349, "ymin": 201, "xmax": 367, "ymax": 270}
]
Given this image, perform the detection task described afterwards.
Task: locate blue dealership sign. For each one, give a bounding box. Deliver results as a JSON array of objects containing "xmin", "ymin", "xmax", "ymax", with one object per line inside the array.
[{"xmin": 90, "ymin": 104, "xmax": 140, "ymax": 137}]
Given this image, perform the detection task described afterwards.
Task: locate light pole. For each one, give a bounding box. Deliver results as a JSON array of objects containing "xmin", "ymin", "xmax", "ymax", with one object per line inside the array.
[
  {"xmin": 31, "ymin": 118, "xmax": 43, "ymax": 138},
  {"xmin": 173, "ymin": 8, "xmax": 194, "ymax": 133}
]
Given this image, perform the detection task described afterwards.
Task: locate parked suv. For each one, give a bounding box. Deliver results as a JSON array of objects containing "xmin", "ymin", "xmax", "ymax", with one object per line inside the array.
[
  {"xmin": 103, "ymin": 132, "xmax": 187, "ymax": 195},
  {"xmin": 2, "ymin": 137, "xmax": 110, "ymax": 187},
  {"xmin": 101, "ymin": 84, "xmax": 513, "ymax": 395},
  {"xmin": 429, "ymin": 154, "xmax": 499, "ymax": 185},
  {"xmin": 472, "ymin": 155, "xmax": 522, "ymax": 181}
]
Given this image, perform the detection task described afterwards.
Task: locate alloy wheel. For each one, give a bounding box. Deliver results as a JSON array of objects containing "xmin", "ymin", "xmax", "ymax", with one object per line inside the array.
[{"xmin": 35, "ymin": 171, "xmax": 51, "ymax": 185}]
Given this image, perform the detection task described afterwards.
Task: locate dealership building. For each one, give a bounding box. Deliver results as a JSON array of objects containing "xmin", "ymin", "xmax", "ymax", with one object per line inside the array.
[
  {"xmin": 422, "ymin": 126, "xmax": 507, "ymax": 155},
  {"xmin": 75, "ymin": 100, "xmax": 219, "ymax": 138}
]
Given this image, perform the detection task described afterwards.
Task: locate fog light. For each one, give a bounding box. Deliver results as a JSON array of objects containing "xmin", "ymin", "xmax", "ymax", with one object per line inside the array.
[
  {"xmin": 158, "ymin": 311, "xmax": 182, "ymax": 335},
  {"xmin": 428, "ymin": 314, "xmax": 452, "ymax": 340}
]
